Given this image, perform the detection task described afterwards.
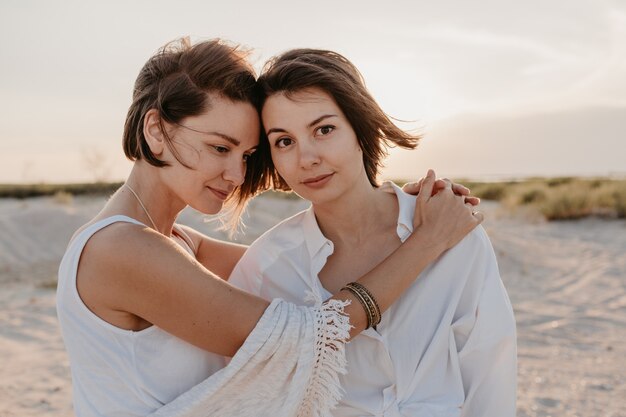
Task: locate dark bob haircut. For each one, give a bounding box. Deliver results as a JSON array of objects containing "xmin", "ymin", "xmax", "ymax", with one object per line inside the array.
[{"xmin": 122, "ymin": 38, "xmax": 264, "ymax": 221}]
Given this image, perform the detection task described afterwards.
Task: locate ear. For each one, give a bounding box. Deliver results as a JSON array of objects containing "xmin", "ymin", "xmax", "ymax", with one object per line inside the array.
[{"xmin": 143, "ymin": 109, "xmax": 166, "ymax": 156}]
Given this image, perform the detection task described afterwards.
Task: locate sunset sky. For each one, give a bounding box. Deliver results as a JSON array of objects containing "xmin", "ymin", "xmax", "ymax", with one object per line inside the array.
[{"xmin": 1, "ymin": 0, "xmax": 624, "ymax": 183}]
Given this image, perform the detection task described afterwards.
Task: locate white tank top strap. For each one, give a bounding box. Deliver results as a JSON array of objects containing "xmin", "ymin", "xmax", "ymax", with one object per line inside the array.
[
  {"xmin": 69, "ymin": 214, "xmax": 147, "ymax": 247},
  {"xmin": 69, "ymin": 215, "xmax": 196, "ymax": 263}
]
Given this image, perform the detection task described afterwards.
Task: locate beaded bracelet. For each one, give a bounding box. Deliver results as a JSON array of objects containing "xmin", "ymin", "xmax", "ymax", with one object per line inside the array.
[
  {"xmin": 346, "ymin": 282, "xmax": 381, "ymax": 327},
  {"xmin": 341, "ymin": 282, "xmax": 382, "ymax": 329},
  {"xmin": 344, "ymin": 285, "xmax": 374, "ymax": 328}
]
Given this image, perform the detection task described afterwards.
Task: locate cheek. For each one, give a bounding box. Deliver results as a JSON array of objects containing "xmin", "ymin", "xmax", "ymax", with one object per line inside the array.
[
  {"xmin": 169, "ymin": 141, "xmax": 202, "ymax": 169},
  {"xmin": 270, "ymin": 150, "xmax": 296, "ymax": 182},
  {"xmin": 195, "ymin": 151, "xmax": 223, "ymax": 174}
]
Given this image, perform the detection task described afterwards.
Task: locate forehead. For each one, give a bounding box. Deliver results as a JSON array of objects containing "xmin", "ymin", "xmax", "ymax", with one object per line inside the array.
[
  {"xmin": 262, "ymin": 88, "xmax": 341, "ymax": 124},
  {"xmin": 182, "ymin": 93, "xmax": 260, "ymax": 146}
]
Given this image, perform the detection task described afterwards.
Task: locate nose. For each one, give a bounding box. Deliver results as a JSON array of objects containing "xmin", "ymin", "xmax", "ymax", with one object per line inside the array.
[
  {"xmin": 298, "ymin": 138, "xmax": 321, "ymax": 169},
  {"xmin": 222, "ymin": 155, "xmax": 246, "ymax": 187}
]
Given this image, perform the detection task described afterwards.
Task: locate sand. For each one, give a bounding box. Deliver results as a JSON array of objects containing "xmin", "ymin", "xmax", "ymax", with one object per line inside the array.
[{"xmin": 0, "ymin": 194, "xmax": 624, "ymax": 417}]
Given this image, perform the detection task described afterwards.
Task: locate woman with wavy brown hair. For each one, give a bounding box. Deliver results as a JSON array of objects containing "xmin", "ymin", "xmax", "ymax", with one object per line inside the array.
[{"xmin": 229, "ymin": 49, "xmax": 516, "ymax": 417}]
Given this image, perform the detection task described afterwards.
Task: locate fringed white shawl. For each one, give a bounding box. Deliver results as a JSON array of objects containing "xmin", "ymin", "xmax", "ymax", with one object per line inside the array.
[{"xmin": 147, "ymin": 298, "xmax": 351, "ymax": 417}]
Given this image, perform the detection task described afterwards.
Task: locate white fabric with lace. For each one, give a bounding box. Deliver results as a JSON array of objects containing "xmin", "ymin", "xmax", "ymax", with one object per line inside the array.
[
  {"xmin": 148, "ymin": 295, "xmax": 351, "ymax": 417},
  {"xmin": 57, "ymin": 215, "xmax": 352, "ymax": 417}
]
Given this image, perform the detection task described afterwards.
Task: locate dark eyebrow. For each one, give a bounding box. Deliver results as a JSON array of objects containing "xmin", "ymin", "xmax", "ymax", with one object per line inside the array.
[
  {"xmin": 176, "ymin": 123, "xmax": 240, "ymax": 146},
  {"xmin": 307, "ymin": 114, "xmax": 337, "ymax": 128},
  {"xmin": 266, "ymin": 127, "xmax": 287, "ymax": 136},
  {"xmin": 207, "ymin": 132, "xmax": 240, "ymax": 146},
  {"xmin": 266, "ymin": 114, "xmax": 338, "ymax": 136}
]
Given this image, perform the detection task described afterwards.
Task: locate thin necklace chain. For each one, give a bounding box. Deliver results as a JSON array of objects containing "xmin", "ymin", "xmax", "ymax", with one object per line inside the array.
[{"xmin": 123, "ymin": 183, "xmax": 158, "ymax": 231}]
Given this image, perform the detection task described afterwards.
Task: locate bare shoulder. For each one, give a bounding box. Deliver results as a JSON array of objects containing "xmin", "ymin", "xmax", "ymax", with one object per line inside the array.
[
  {"xmin": 82, "ymin": 221, "xmax": 153, "ymax": 266},
  {"xmin": 74, "ymin": 220, "xmax": 269, "ymax": 354},
  {"xmin": 80, "ymin": 221, "xmax": 195, "ymax": 283},
  {"xmin": 77, "ymin": 221, "xmax": 184, "ymax": 330}
]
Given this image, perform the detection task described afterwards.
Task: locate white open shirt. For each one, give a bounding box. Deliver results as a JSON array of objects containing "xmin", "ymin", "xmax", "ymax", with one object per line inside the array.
[{"xmin": 229, "ymin": 183, "xmax": 517, "ymax": 417}]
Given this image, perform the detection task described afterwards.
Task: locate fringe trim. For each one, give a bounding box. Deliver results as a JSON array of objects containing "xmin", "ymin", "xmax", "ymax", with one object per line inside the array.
[{"xmin": 297, "ymin": 297, "xmax": 352, "ymax": 417}]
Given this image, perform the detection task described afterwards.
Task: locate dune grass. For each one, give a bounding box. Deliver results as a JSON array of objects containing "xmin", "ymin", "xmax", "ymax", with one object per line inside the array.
[
  {"xmin": 0, "ymin": 182, "xmax": 123, "ymax": 199},
  {"xmin": 459, "ymin": 177, "xmax": 626, "ymax": 220},
  {"xmin": 2, "ymin": 178, "xmax": 625, "ymax": 221}
]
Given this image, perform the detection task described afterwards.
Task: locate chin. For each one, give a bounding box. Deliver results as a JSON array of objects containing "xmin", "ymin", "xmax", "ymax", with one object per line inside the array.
[
  {"xmin": 189, "ymin": 200, "xmax": 224, "ymax": 216},
  {"xmin": 295, "ymin": 188, "xmax": 342, "ymax": 206}
]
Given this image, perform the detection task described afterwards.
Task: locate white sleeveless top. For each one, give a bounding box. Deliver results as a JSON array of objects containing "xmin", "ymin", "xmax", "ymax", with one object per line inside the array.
[{"xmin": 56, "ymin": 215, "xmax": 226, "ymax": 417}]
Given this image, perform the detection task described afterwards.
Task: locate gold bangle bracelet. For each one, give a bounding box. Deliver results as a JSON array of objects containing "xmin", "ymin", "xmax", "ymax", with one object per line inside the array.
[
  {"xmin": 346, "ymin": 282, "xmax": 380, "ymax": 319},
  {"xmin": 341, "ymin": 285, "xmax": 374, "ymax": 329},
  {"xmin": 344, "ymin": 282, "xmax": 381, "ymax": 327},
  {"xmin": 348, "ymin": 287, "xmax": 375, "ymax": 328}
]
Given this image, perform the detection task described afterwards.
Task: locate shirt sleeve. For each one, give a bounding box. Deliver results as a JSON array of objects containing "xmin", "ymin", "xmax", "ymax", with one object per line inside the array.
[
  {"xmin": 454, "ymin": 228, "xmax": 517, "ymax": 417},
  {"xmin": 227, "ymin": 243, "xmax": 264, "ymax": 296}
]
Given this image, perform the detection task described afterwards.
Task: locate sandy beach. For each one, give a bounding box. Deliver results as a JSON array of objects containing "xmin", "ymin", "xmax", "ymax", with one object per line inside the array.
[{"xmin": 0, "ymin": 193, "xmax": 624, "ymax": 417}]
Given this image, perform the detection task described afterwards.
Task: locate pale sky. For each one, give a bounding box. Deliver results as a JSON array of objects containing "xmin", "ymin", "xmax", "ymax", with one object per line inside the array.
[{"xmin": 1, "ymin": 0, "xmax": 624, "ymax": 183}]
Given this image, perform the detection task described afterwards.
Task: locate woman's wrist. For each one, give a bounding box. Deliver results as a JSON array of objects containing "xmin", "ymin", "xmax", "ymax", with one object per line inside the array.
[{"xmin": 407, "ymin": 224, "xmax": 447, "ymax": 263}]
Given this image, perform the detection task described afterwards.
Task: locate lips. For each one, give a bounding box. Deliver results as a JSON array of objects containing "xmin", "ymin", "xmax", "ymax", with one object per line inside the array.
[
  {"xmin": 207, "ymin": 186, "xmax": 230, "ymax": 201},
  {"xmin": 301, "ymin": 173, "xmax": 334, "ymax": 188}
]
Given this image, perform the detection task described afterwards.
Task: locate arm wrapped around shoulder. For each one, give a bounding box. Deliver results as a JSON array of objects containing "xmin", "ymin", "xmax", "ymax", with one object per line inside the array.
[{"xmin": 148, "ymin": 298, "xmax": 351, "ymax": 417}]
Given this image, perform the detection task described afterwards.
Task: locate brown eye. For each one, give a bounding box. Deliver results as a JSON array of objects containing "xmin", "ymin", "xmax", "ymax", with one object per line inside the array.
[
  {"xmin": 212, "ymin": 145, "xmax": 230, "ymax": 154},
  {"xmin": 316, "ymin": 125, "xmax": 335, "ymax": 136},
  {"xmin": 275, "ymin": 137, "xmax": 294, "ymax": 148}
]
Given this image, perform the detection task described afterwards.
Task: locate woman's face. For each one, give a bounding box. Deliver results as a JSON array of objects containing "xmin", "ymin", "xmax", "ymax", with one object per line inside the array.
[
  {"xmin": 262, "ymin": 87, "xmax": 365, "ymax": 205},
  {"xmin": 158, "ymin": 94, "xmax": 260, "ymax": 214}
]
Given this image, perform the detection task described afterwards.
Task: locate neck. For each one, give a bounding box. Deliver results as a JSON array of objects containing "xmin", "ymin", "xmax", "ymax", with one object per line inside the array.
[
  {"xmin": 312, "ymin": 177, "xmax": 397, "ymax": 247},
  {"xmin": 119, "ymin": 163, "xmax": 186, "ymax": 235}
]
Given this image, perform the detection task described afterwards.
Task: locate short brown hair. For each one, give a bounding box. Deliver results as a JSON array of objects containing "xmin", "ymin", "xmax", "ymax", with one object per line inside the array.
[
  {"xmin": 122, "ymin": 38, "xmax": 264, "ymax": 225},
  {"xmin": 123, "ymin": 38, "xmax": 259, "ymax": 168},
  {"xmin": 243, "ymin": 48, "xmax": 421, "ymax": 195}
]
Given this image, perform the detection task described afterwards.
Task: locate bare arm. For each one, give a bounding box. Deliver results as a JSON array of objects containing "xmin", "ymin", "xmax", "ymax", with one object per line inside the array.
[
  {"xmin": 79, "ymin": 227, "xmax": 266, "ymax": 357},
  {"xmin": 79, "ymin": 170, "xmax": 480, "ymax": 357},
  {"xmin": 333, "ymin": 170, "xmax": 483, "ymax": 338}
]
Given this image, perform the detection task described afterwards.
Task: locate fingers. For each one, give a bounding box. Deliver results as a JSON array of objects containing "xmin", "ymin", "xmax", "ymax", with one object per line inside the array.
[
  {"xmin": 472, "ymin": 210, "xmax": 484, "ymax": 223},
  {"xmin": 431, "ymin": 179, "xmax": 446, "ymax": 195},
  {"xmin": 433, "ymin": 178, "xmax": 457, "ymax": 197},
  {"xmin": 451, "ymin": 182, "xmax": 470, "ymax": 196},
  {"xmin": 407, "ymin": 178, "xmax": 472, "ymax": 201},
  {"xmin": 463, "ymin": 196, "xmax": 481, "ymax": 206},
  {"xmin": 441, "ymin": 178, "xmax": 470, "ymax": 196},
  {"xmin": 401, "ymin": 178, "xmax": 424, "ymax": 196},
  {"xmin": 417, "ymin": 169, "xmax": 436, "ymax": 203},
  {"xmin": 465, "ymin": 201, "xmax": 484, "ymax": 224}
]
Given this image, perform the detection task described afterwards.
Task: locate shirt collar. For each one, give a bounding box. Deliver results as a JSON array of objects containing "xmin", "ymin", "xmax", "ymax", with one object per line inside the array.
[
  {"xmin": 302, "ymin": 206, "xmax": 334, "ymax": 260},
  {"xmin": 301, "ymin": 181, "xmax": 417, "ymax": 260},
  {"xmin": 383, "ymin": 181, "xmax": 417, "ymax": 242}
]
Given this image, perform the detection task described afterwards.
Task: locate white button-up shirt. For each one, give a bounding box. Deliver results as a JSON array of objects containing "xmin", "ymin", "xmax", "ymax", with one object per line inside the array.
[{"xmin": 229, "ymin": 183, "xmax": 517, "ymax": 417}]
